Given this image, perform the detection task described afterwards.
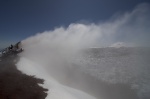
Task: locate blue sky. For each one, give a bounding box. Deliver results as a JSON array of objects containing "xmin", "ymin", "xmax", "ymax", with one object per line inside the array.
[{"xmin": 0, "ymin": 0, "xmax": 150, "ymax": 48}]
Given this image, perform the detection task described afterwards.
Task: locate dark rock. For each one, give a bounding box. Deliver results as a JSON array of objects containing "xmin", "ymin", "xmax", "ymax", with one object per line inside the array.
[{"xmin": 0, "ymin": 57, "xmax": 48, "ymax": 99}]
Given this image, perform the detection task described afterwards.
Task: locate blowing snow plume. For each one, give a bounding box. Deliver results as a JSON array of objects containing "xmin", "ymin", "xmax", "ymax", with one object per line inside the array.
[{"xmin": 16, "ymin": 3, "xmax": 150, "ymax": 99}]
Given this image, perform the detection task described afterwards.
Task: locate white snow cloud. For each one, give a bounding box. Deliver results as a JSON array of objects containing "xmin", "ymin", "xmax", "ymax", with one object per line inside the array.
[
  {"xmin": 17, "ymin": 3, "xmax": 150, "ymax": 99},
  {"xmin": 22, "ymin": 3, "xmax": 150, "ymax": 48}
]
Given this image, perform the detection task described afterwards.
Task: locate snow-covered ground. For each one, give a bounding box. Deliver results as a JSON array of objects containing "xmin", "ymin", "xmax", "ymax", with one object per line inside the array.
[
  {"xmin": 17, "ymin": 46, "xmax": 150, "ymax": 99},
  {"xmin": 72, "ymin": 47, "xmax": 150, "ymax": 99}
]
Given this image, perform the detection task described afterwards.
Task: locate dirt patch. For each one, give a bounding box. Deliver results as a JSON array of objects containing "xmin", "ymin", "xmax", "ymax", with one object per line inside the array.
[{"xmin": 0, "ymin": 57, "xmax": 48, "ymax": 99}]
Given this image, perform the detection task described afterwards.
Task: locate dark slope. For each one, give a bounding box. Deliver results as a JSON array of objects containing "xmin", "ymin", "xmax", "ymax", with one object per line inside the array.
[{"xmin": 0, "ymin": 56, "xmax": 48, "ymax": 99}]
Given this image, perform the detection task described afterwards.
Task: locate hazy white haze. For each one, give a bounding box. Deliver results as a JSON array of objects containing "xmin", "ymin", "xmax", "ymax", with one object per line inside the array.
[{"xmin": 16, "ymin": 3, "xmax": 150, "ymax": 99}]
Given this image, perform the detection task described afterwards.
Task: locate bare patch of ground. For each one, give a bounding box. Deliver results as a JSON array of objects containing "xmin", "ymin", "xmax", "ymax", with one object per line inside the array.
[{"xmin": 0, "ymin": 57, "xmax": 48, "ymax": 99}]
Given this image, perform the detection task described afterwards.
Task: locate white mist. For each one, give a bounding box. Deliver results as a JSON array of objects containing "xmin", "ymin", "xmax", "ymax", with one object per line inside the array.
[{"xmin": 16, "ymin": 3, "xmax": 150, "ymax": 99}]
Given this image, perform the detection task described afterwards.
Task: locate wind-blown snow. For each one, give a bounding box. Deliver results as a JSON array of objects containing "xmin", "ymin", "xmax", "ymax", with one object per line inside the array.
[
  {"xmin": 73, "ymin": 47, "xmax": 150, "ymax": 98},
  {"xmin": 17, "ymin": 57, "xmax": 97, "ymax": 99},
  {"xmin": 16, "ymin": 3, "xmax": 150, "ymax": 99}
]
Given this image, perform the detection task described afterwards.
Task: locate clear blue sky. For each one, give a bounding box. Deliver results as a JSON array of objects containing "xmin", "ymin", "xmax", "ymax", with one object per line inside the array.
[{"xmin": 0, "ymin": 0, "xmax": 150, "ymax": 48}]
